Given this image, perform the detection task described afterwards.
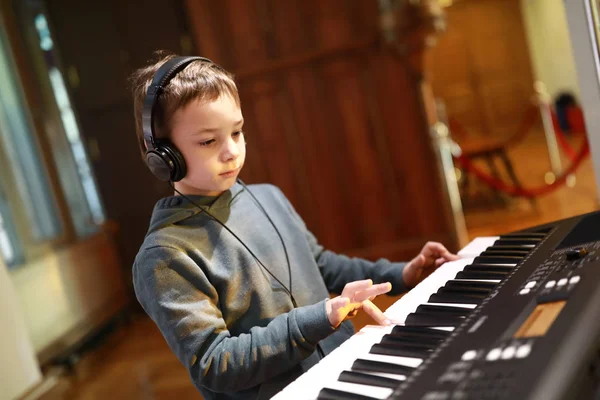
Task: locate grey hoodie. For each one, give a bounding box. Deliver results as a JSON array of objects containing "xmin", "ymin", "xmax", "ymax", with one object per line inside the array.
[{"xmin": 133, "ymin": 182, "xmax": 408, "ymax": 399}]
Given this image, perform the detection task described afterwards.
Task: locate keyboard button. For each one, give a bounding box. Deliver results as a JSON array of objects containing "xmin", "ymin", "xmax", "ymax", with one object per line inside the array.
[
  {"xmin": 516, "ymin": 344, "xmax": 532, "ymax": 358},
  {"xmin": 486, "ymin": 348, "xmax": 502, "ymax": 361},
  {"xmin": 525, "ymin": 281, "xmax": 537, "ymax": 289},
  {"xmin": 461, "ymin": 350, "xmax": 478, "ymax": 361},
  {"xmin": 569, "ymin": 276, "xmax": 581, "ymax": 285},
  {"xmin": 501, "ymin": 346, "xmax": 516, "ymax": 360},
  {"xmin": 557, "ymin": 278, "xmax": 568, "ymax": 287}
]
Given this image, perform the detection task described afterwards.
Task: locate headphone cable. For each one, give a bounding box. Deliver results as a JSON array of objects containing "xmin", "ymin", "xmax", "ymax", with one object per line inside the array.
[{"xmin": 168, "ymin": 181, "xmax": 298, "ymax": 308}]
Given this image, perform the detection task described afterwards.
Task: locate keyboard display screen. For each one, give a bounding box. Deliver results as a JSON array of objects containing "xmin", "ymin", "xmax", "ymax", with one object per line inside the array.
[{"xmin": 513, "ymin": 300, "xmax": 566, "ymax": 338}]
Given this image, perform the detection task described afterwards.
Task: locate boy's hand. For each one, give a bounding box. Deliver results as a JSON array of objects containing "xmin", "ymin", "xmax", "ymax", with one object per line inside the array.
[
  {"xmin": 403, "ymin": 241, "xmax": 460, "ymax": 288},
  {"xmin": 326, "ymin": 279, "xmax": 392, "ymax": 328}
]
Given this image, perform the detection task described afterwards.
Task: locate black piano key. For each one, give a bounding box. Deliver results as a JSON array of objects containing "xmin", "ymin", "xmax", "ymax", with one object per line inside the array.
[
  {"xmin": 377, "ymin": 338, "xmax": 436, "ymax": 350},
  {"xmin": 429, "ymin": 292, "xmax": 483, "ymax": 305},
  {"xmin": 500, "ymin": 232, "xmax": 547, "ymax": 239},
  {"xmin": 473, "ymin": 255, "xmax": 523, "ymax": 264},
  {"xmin": 381, "ymin": 333, "xmax": 442, "ymax": 347},
  {"xmin": 338, "ymin": 370, "xmax": 402, "ymax": 389},
  {"xmin": 380, "ymin": 334, "xmax": 438, "ymax": 348},
  {"xmin": 391, "ymin": 325, "xmax": 450, "ymax": 339},
  {"xmin": 444, "ymin": 280, "xmax": 498, "ymax": 291},
  {"xmin": 351, "ymin": 358, "xmax": 415, "ymax": 376},
  {"xmin": 494, "ymin": 238, "xmax": 542, "ymax": 246},
  {"xmin": 455, "ymin": 270, "xmax": 509, "ymax": 280},
  {"xmin": 480, "ymin": 249, "xmax": 529, "ymax": 257},
  {"xmin": 318, "ymin": 388, "xmax": 379, "ymax": 400},
  {"xmin": 405, "ymin": 313, "xmax": 465, "ymax": 327},
  {"xmin": 463, "ymin": 264, "xmax": 514, "ymax": 273},
  {"xmin": 371, "ymin": 343, "xmax": 432, "ymax": 358},
  {"xmin": 415, "ymin": 304, "xmax": 472, "ymax": 316},
  {"xmin": 437, "ymin": 287, "xmax": 491, "ymax": 297},
  {"xmin": 486, "ymin": 245, "xmax": 535, "ymax": 252}
]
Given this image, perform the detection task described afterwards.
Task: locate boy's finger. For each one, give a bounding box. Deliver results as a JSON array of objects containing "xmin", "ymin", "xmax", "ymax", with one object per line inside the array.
[
  {"xmin": 435, "ymin": 257, "xmax": 446, "ymax": 268},
  {"xmin": 330, "ymin": 297, "xmax": 350, "ymax": 312},
  {"xmin": 362, "ymin": 300, "xmax": 390, "ymax": 325},
  {"xmin": 341, "ymin": 279, "xmax": 373, "ymax": 297},
  {"xmin": 353, "ymin": 282, "xmax": 392, "ymax": 302},
  {"xmin": 434, "ymin": 243, "xmax": 459, "ymax": 261}
]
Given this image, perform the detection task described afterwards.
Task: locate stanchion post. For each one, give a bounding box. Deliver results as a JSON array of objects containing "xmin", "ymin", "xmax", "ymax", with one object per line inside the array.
[
  {"xmin": 533, "ymin": 81, "xmax": 576, "ymax": 187},
  {"xmin": 534, "ymin": 81, "xmax": 566, "ymax": 184}
]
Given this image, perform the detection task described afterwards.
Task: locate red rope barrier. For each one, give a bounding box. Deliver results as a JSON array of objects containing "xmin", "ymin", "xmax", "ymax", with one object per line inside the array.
[{"xmin": 455, "ymin": 139, "xmax": 590, "ymax": 198}]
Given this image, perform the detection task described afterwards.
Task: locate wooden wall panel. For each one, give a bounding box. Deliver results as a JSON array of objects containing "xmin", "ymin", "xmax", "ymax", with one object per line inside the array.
[
  {"xmin": 185, "ymin": 0, "xmax": 461, "ymax": 259},
  {"xmin": 430, "ymin": 0, "xmax": 535, "ymax": 140}
]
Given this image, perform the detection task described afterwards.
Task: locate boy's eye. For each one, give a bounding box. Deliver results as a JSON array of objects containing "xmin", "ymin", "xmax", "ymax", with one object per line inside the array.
[
  {"xmin": 233, "ymin": 130, "xmax": 243, "ymax": 137},
  {"xmin": 199, "ymin": 139, "xmax": 215, "ymax": 147}
]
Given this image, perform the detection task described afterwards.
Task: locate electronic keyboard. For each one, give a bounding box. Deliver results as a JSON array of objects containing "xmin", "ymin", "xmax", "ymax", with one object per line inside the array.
[{"xmin": 273, "ymin": 211, "xmax": 600, "ymax": 400}]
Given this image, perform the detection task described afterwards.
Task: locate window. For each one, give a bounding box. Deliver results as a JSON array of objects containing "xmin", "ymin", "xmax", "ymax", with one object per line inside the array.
[{"xmin": 0, "ymin": 5, "xmax": 105, "ymax": 269}]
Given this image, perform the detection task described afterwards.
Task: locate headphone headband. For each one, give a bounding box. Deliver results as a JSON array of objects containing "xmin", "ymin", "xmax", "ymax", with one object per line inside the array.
[{"xmin": 142, "ymin": 56, "xmax": 213, "ymax": 151}]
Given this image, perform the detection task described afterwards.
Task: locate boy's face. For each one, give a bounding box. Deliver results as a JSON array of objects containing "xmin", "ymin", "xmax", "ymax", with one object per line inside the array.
[{"xmin": 170, "ymin": 94, "xmax": 245, "ymax": 196}]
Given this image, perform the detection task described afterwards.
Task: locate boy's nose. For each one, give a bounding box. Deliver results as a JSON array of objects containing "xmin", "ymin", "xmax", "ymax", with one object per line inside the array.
[{"xmin": 222, "ymin": 137, "xmax": 240, "ymax": 161}]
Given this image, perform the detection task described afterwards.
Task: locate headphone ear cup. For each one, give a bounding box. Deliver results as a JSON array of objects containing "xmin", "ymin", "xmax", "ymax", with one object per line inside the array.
[
  {"xmin": 145, "ymin": 144, "xmax": 187, "ymax": 182},
  {"xmin": 145, "ymin": 148, "xmax": 174, "ymax": 182},
  {"xmin": 162, "ymin": 144, "xmax": 187, "ymax": 182}
]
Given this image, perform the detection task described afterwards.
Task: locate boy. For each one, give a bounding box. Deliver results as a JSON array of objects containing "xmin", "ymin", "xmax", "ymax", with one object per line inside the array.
[{"xmin": 131, "ymin": 54, "xmax": 458, "ymax": 400}]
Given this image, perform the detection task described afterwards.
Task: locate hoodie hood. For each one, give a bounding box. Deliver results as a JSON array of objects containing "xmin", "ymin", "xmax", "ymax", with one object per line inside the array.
[{"xmin": 147, "ymin": 182, "xmax": 246, "ymax": 234}]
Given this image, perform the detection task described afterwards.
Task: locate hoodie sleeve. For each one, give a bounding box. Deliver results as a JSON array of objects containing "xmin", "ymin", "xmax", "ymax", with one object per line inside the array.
[
  {"xmin": 133, "ymin": 246, "xmax": 335, "ymax": 393},
  {"xmin": 270, "ymin": 186, "xmax": 409, "ymax": 295}
]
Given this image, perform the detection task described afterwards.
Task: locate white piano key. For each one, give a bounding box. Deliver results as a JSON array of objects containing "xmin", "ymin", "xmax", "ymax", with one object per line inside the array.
[
  {"xmin": 457, "ymin": 236, "xmax": 500, "ymax": 257},
  {"xmin": 425, "ymin": 302, "xmax": 477, "ymax": 309},
  {"xmin": 357, "ymin": 351, "xmax": 423, "ymax": 368},
  {"xmin": 453, "ymin": 279, "xmax": 501, "ymax": 284},
  {"xmin": 357, "ymin": 371, "xmax": 407, "ymax": 381},
  {"xmin": 324, "ymin": 379, "xmax": 393, "ymax": 399},
  {"xmin": 475, "ymin": 263, "xmax": 518, "ymax": 266}
]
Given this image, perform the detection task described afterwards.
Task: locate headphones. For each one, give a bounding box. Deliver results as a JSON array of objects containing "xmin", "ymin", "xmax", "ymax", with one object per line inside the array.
[{"xmin": 142, "ymin": 56, "xmax": 214, "ymax": 182}]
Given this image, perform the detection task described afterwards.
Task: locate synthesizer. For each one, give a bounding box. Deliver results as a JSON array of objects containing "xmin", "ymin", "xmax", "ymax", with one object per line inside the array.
[{"xmin": 273, "ymin": 211, "xmax": 600, "ymax": 400}]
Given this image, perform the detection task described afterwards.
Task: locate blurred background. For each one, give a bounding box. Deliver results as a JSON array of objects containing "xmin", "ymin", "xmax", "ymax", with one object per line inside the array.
[{"xmin": 1, "ymin": 0, "xmax": 599, "ymax": 398}]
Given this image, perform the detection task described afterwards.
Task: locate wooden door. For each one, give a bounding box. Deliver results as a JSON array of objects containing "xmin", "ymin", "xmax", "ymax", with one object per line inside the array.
[{"xmin": 430, "ymin": 0, "xmax": 535, "ymax": 140}]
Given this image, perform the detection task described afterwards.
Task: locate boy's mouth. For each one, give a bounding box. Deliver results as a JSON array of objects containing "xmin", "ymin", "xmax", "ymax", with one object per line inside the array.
[{"xmin": 219, "ymin": 167, "xmax": 239, "ymax": 177}]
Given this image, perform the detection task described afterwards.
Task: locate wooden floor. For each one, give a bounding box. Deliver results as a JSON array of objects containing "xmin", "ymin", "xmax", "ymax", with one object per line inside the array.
[{"xmin": 35, "ymin": 130, "xmax": 598, "ymax": 400}]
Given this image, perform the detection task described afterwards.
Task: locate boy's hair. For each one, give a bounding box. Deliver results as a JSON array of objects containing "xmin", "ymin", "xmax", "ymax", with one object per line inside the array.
[{"xmin": 130, "ymin": 52, "xmax": 240, "ymax": 159}]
